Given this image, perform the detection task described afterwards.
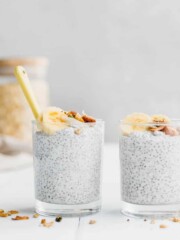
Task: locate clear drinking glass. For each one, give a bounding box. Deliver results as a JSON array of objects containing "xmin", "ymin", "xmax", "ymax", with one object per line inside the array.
[
  {"xmin": 33, "ymin": 120, "xmax": 104, "ymax": 216},
  {"xmin": 119, "ymin": 120, "xmax": 180, "ymax": 218}
]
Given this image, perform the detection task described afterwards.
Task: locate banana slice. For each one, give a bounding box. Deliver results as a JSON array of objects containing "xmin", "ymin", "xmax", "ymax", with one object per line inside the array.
[
  {"xmin": 39, "ymin": 107, "xmax": 69, "ymax": 134},
  {"xmin": 121, "ymin": 113, "xmax": 151, "ymax": 135},
  {"xmin": 149, "ymin": 114, "xmax": 170, "ymax": 132},
  {"xmin": 151, "ymin": 114, "xmax": 170, "ymax": 124}
]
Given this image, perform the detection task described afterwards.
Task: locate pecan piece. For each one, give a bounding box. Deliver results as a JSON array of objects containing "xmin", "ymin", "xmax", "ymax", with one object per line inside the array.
[{"xmin": 82, "ymin": 115, "xmax": 96, "ymax": 123}]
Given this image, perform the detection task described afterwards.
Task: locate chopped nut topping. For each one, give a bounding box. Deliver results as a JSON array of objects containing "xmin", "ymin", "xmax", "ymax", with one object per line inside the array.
[
  {"xmin": 89, "ymin": 219, "xmax": 96, "ymax": 224},
  {"xmin": 159, "ymin": 224, "xmax": 168, "ymax": 228},
  {"xmin": 41, "ymin": 219, "xmax": 54, "ymax": 228},
  {"xmin": 163, "ymin": 126, "xmax": 179, "ymax": 136},
  {"xmin": 33, "ymin": 213, "xmax": 39, "ymax": 218},
  {"xmin": 67, "ymin": 111, "xmax": 77, "ymax": 118},
  {"xmin": 82, "ymin": 115, "xmax": 96, "ymax": 123},
  {"xmin": 8, "ymin": 210, "xmax": 19, "ymax": 215},
  {"xmin": 67, "ymin": 111, "xmax": 84, "ymax": 122},
  {"xmin": 12, "ymin": 216, "xmax": 29, "ymax": 220},
  {"xmin": 0, "ymin": 212, "xmax": 8, "ymax": 217}
]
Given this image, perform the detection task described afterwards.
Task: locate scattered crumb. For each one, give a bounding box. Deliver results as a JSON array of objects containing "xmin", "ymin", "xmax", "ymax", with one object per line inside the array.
[
  {"xmin": 127, "ymin": 219, "xmax": 130, "ymax": 222},
  {"xmin": 150, "ymin": 219, "xmax": 156, "ymax": 224},
  {"xmin": 159, "ymin": 224, "xmax": 168, "ymax": 229},
  {"xmin": 8, "ymin": 210, "xmax": 19, "ymax": 215},
  {"xmin": 144, "ymin": 219, "xmax": 147, "ymax": 222},
  {"xmin": 171, "ymin": 217, "xmax": 180, "ymax": 223},
  {"xmin": 0, "ymin": 212, "xmax": 8, "ymax": 217},
  {"xmin": 12, "ymin": 216, "xmax": 29, "ymax": 220},
  {"xmin": 33, "ymin": 213, "xmax": 39, "ymax": 218},
  {"xmin": 55, "ymin": 216, "xmax": 62, "ymax": 222},
  {"xmin": 41, "ymin": 219, "xmax": 54, "ymax": 228},
  {"xmin": 89, "ymin": 220, "xmax": 96, "ymax": 224},
  {"xmin": 41, "ymin": 219, "xmax": 46, "ymax": 224}
]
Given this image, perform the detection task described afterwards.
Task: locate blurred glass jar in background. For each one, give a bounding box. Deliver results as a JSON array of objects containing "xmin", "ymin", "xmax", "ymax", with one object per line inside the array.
[{"xmin": 0, "ymin": 57, "xmax": 50, "ymax": 147}]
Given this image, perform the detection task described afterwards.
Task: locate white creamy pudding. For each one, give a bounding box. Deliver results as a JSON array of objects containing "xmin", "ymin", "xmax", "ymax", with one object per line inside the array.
[
  {"xmin": 120, "ymin": 131, "xmax": 180, "ymax": 204},
  {"xmin": 34, "ymin": 120, "xmax": 104, "ymax": 205}
]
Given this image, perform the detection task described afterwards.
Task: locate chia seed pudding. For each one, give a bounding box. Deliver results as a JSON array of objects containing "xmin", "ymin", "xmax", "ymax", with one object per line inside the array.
[
  {"xmin": 32, "ymin": 107, "xmax": 104, "ymax": 216},
  {"xmin": 119, "ymin": 113, "xmax": 180, "ymax": 216}
]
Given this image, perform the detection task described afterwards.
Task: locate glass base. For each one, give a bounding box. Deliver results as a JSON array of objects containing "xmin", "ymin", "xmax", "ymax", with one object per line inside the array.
[
  {"xmin": 35, "ymin": 199, "xmax": 101, "ymax": 217},
  {"xmin": 121, "ymin": 201, "xmax": 180, "ymax": 219}
]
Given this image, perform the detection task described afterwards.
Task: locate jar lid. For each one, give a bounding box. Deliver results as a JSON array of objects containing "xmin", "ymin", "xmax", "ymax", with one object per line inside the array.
[
  {"xmin": 0, "ymin": 57, "xmax": 49, "ymax": 77},
  {"xmin": 0, "ymin": 57, "xmax": 49, "ymax": 67}
]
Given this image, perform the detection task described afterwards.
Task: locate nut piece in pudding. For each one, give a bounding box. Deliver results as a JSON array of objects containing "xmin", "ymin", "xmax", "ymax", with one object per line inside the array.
[
  {"xmin": 121, "ymin": 113, "xmax": 151, "ymax": 135},
  {"xmin": 163, "ymin": 126, "xmax": 179, "ymax": 136},
  {"xmin": 82, "ymin": 114, "xmax": 96, "ymax": 123}
]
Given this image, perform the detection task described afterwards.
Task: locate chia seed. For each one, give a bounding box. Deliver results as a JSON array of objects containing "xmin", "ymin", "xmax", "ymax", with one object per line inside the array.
[{"xmin": 120, "ymin": 131, "xmax": 180, "ymax": 205}]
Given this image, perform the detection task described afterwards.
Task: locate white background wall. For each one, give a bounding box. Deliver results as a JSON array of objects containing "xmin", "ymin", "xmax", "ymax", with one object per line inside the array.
[{"xmin": 1, "ymin": 0, "xmax": 180, "ymax": 141}]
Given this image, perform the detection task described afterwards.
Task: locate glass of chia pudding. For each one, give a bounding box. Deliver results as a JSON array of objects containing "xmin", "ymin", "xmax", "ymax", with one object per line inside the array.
[
  {"xmin": 33, "ymin": 108, "xmax": 104, "ymax": 216},
  {"xmin": 119, "ymin": 113, "xmax": 180, "ymax": 218}
]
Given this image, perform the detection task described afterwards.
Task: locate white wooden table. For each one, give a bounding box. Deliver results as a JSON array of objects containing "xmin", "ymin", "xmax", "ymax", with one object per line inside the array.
[{"xmin": 0, "ymin": 144, "xmax": 180, "ymax": 240}]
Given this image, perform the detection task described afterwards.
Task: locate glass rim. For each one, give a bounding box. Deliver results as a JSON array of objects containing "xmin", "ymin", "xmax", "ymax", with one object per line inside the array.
[
  {"xmin": 119, "ymin": 119, "xmax": 180, "ymax": 126},
  {"xmin": 32, "ymin": 119, "xmax": 104, "ymax": 125}
]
